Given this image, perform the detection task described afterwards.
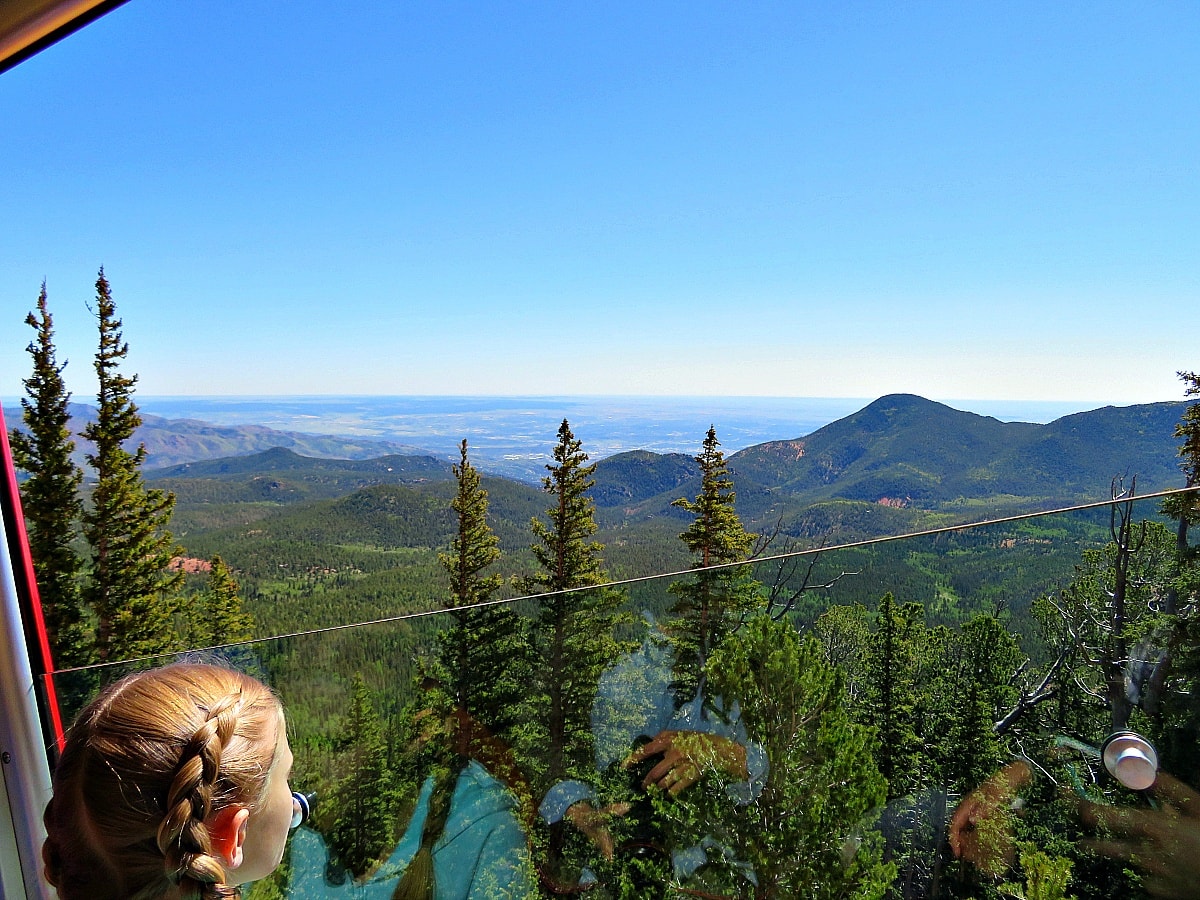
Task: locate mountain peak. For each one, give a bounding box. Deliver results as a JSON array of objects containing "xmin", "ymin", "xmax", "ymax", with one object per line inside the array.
[
  {"xmin": 861, "ymin": 394, "xmax": 955, "ymax": 416},
  {"xmin": 872, "ymin": 393, "xmax": 935, "ymax": 406}
]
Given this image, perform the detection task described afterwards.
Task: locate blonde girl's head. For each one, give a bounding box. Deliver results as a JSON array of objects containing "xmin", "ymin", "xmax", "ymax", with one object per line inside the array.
[{"xmin": 42, "ymin": 663, "xmax": 287, "ymax": 900}]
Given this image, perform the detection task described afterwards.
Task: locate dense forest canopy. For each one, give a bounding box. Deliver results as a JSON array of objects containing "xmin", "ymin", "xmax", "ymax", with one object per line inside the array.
[{"xmin": 12, "ymin": 282, "xmax": 1200, "ymax": 899}]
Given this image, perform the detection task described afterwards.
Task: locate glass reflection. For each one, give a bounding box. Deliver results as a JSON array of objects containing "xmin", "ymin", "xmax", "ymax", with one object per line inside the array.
[{"xmin": 43, "ymin": 497, "xmax": 1200, "ymax": 899}]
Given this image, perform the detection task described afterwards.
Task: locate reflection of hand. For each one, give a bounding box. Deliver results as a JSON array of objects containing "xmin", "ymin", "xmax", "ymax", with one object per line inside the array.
[
  {"xmin": 565, "ymin": 800, "xmax": 632, "ymax": 860},
  {"xmin": 623, "ymin": 730, "xmax": 749, "ymax": 796},
  {"xmin": 1080, "ymin": 772, "xmax": 1200, "ymax": 899},
  {"xmin": 948, "ymin": 760, "xmax": 1033, "ymax": 875}
]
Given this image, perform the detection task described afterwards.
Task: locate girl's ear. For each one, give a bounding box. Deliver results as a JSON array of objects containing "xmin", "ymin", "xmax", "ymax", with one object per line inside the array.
[{"xmin": 208, "ymin": 806, "xmax": 250, "ymax": 870}]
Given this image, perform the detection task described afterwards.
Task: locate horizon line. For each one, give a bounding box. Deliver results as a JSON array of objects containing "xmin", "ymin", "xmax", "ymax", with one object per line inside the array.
[{"xmin": 1, "ymin": 392, "xmax": 1144, "ymax": 406}]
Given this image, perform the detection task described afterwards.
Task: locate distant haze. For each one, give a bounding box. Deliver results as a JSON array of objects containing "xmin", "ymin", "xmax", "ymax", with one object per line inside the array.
[
  {"xmin": 129, "ymin": 394, "xmax": 1096, "ymax": 463},
  {"xmin": 2, "ymin": 6, "xmax": 1196, "ymax": 403}
]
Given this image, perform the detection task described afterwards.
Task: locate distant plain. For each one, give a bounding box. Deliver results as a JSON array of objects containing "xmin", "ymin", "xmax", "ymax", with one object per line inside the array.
[{"xmin": 130, "ymin": 395, "xmax": 1098, "ymax": 478}]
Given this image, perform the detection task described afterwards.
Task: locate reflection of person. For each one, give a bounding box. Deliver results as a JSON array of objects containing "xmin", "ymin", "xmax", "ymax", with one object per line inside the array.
[
  {"xmin": 951, "ymin": 758, "xmax": 1200, "ymax": 899},
  {"xmin": 42, "ymin": 663, "xmax": 296, "ymax": 900},
  {"xmin": 948, "ymin": 760, "xmax": 1032, "ymax": 874},
  {"xmin": 288, "ymin": 705, "xmax": 535, "ymax": 899},
  {"xmin": 540, "ymin": 618, "xmax": 766, "ymax": 875},
  {"xmin": 1079, "ymin": 772, "xmax": 1200, "ymax": 900}
]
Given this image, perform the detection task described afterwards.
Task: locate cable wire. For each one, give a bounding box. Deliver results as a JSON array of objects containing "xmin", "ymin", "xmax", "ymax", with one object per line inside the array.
[{"xmin": 50, "ymin": 484, "xmax": 1200, "ymax": 675}]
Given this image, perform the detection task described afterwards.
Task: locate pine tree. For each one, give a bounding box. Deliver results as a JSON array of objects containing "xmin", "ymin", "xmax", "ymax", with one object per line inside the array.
[
  {"xmin": 943, "ymin": 614, "xmax": 1021, "ymax": 794},
  {"xmin": 1156, "ymin": 371, "xmax": 1200, "ymax": 662},
  {"xmin": 695, "ymin": 615, "xmax": 894, "ymax": 900},
  {"xmin": 1163, "ymin": 370, "xmax": 1200, "ymax": 551},
  {"xmin": 80, "ymin": 268, "xmax": 183, "ymax": 661},
  {"xmin": 327, "ymin": 675, "xmax": 397, "ymax": 877},
  {"xmin": 668, "ymin": 425, "xmax": 760, "ymax": 702},
  {"xmin": 813, "ymin": 602, "xmax": 872, "ymax": 703},
  {"xmin": 865, "ymin": 593, "xmax": 924, "ymax": 801},
  {"xmin": 9, "ymin": 283, "xmax": 89, "ymax": 666},
  {"xmin": 1045, "ymin": 520, "xmax": 1177, "ymax": 736},
  {"xmin": 436, "ymin": 439, "xmax": 526, "ymax": 735},
  {"xmin": 1147, "ymin": 374, "xmax": 1200, "ymax": 778},
  {"xmin": 524, "ymin": 419, "xmax": 625, "ymax": 786},
  {"xmin": 186, "ymin": 556, "xmax": 255, "ymax": 648},
  {"xmin": 856, "ymin": 596, "xmax": 949, "ymax": 900}
]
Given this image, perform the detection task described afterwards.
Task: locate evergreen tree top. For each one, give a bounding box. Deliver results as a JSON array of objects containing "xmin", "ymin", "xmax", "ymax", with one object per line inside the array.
[
  {"xmin": 83, "ymin": 268, "xmax": 142, "ymax": 462},
  {"xmin": 1164, "ymin": 370, "xmax": 1200, "ymax": 528},
  {"xmin": 11, "ymin": 282, "xmax": 88, "ymax": 667},
  {"xmin": 528, "ymin": 418, "xmax": 607, "ymax": 591},
  {"xmin": 440, "ymin": 438, "xmax": 502, "ymax": 608},
  {"xmin": 18, "ymin": 283, "xmax": 74, "ymax": 428},
  {"xmin": 1176, "ymin": 371, "xmax": 1199, "ymax": 486},
  {"xmin": 542, "ymin": 418, "xmax": 598, "ymax": 491},
  {"xmin": 673, "ymin": 425, "xmax": 754, "ymax": 567}
]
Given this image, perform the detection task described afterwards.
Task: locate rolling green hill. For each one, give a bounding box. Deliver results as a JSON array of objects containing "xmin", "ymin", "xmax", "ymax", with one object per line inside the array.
[
  {"xmin": 590, "ymin": 449, "xmax": 700, "ymax": 508},
  {"xmin": 147, "ymin": 448, "xmax": 456, "ymax": 534},
  {"xmin": 3, "ymin": 404, "xmax": 431, "ymax": 471},
  {"xmin": 148, "ymin": 446, "xmax": 453, "ymax": 481}
]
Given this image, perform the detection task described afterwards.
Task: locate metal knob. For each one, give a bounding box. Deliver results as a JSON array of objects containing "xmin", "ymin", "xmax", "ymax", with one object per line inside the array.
[
  {"xmin": 290, "ymin": 791, "xmax": 315, "ymax": 830},
  {"xmin": 1100, "ymin": 732, "xmax": 1158, "ymax": 791}
]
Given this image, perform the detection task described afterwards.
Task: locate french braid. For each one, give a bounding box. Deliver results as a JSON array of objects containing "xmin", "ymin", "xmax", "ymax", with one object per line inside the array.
[
  {"xmin": 42, "ymin": 664, "xmax": 281, "ymax": 900},
  {"xmin": 158, "ymin": 693, "xmax": 245, "ymax": 899}
]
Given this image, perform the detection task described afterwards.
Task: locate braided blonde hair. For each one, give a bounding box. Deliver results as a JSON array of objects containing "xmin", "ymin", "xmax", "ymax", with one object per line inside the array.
[{"xmin": 42, "ymin": 664, "xmax": 282, "ymax": 900}]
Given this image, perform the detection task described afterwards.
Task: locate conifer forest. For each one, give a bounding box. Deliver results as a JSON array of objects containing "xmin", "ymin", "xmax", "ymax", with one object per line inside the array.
[{"xmin": 11, "ymin": 276, "xmax": 1200, "ymax": 900}]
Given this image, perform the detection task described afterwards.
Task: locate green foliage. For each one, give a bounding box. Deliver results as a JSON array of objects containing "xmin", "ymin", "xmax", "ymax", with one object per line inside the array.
[
  {"xmin": 942, "ymin": 615, "xmax": 1022, "ymax": 792},
  {"xmin": 326, "ymin": 675, "xmax": 399, "ymax": 878},
  {"xmin": 436, "ymin": 440, "xmax": 528, "ymax": 735},
  {"xmin": 999, "ymin": 843, "xmax": 1076, "ymax": 900},
  {"xmin": 680, "ymin": 614, "xmax": 894, "ymax": 900},
  {"xmin": 527, "ymin": 420, "xmax": 609, "ymax": 595},
  {"xmin": 1150, "ymin": 560, "xmax": 1200, "ymax": 776},
  {"xmin": 866, "ymin": 593, "xmax": 924, "ymax": 800},
  {"xmin": 1161, "ymin": 370, "xmax": 1200, "ymax": 530},
  {"xmin": 440, "ymin": 440, "xmax": 502, "ymax": 606},
  {"xmin": 590, "ymin": 449, "xmax": 700, "ymax": 512},
  {"xmin": 9, "ymin": 283, "xmax": 88, "ymax": 666},
  {"xmin": 668, "ymin": 426, "xmax": 762, "ymax": 703},
  {"xmin": 813, "ymin": 601, "xmax": 872, "ymax": 702},
  {"xmin": 522, "ymin": 420, "xmax": 628, "ymax": 787},
  {"xmin": 819, "ymin": 596, "xmax": 1029, "ymax": 897},
  {"xmin": 667, "ymin": 564, "xmax": 763, "ymax": 705},
  {"xmin": 1040, "ymin": 520, "xmax": 1178, "ymax": 735},
  {"xmin": 673, "ymin": 427, "xmax": 755, "ymax": 568},
  {"xmin": 80, "ymin": 269, "xmax": 183, "ymax": 661},
  {"xmin": 783, "ymin": 515, "xmax": 1107, "ymax": 640},
  {"xmin": 184, "ymin": 556, "xmax": 255, "ymax": 647}
]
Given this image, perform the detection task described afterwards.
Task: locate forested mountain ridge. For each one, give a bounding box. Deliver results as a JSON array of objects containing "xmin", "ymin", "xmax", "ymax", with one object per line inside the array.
[
  {"xmin": 731, "ymin": 394, "xmax": 1185, "ymax": 503},
  {"xmin": 149, "ymin": 394, "xmax": 1190, "ymax": 636},
  {"xmin": 148, "ymin": 447, "xmax": 453, "ymax": 490},
  {"xmin": 589, "ymin": 449, "xmax": 700, "ymax": 507},
  {"xmin": 151, "ymin": 394, "xmax": 1188, "ymax": 543},
  {"xmin": 3, "ymin": 403, "xmax": 427, "ymax": 469},
  {"xmin": 586, "ymin": 395, "xmax": 1187, "ymax": 533}
]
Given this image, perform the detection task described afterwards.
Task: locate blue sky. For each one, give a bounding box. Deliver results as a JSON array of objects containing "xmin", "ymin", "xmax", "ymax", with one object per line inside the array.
[{"xmin": 1, "ymin": 2, "xmax": 1196, "ymax": 405}]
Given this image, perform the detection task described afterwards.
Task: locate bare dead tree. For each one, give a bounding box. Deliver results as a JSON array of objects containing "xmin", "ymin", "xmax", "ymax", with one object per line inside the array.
[
  {"xmin": 999, "ymin": 479, "xmax": 1168, "ymax": 737},
  {"xmin": 994, "ymin": 654, "xmax": 1066, "ymax": 735},
  {"xmin": 748, "ymin": 516, "xmax": 857, "ymax": 620},
  {"xmin": 1103, "ymin": 477, "xmax": 1148, "ymax": 731}
]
